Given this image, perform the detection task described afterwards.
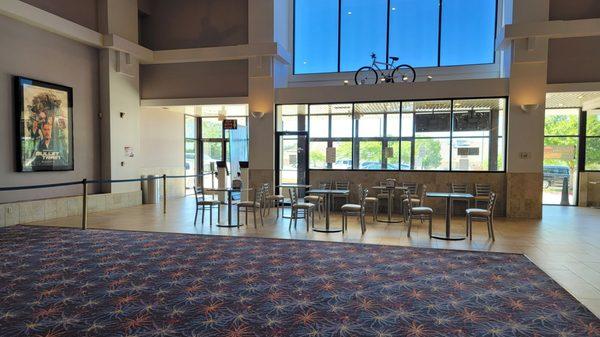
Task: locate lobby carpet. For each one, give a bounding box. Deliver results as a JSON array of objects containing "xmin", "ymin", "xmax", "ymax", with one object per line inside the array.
[{"xmin": 0, "ymin": 226, "xmax": 597, "ymax": 336}]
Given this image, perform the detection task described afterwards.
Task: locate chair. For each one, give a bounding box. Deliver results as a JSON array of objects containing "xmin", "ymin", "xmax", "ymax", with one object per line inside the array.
[
  {"xmin": 264, "ymin": 182, "xmax": 285, "ymax": 218},
  {"xmin": 402, "ymin": 182, "xmax": 419, "ymax": 198},
  {"xmin": 304, "ymin": 182, "xmax": 329, "ymax": 217},
  {"xmin": 402, "ymin": 184, "xmax": 426, "ymax": 221},
  {"xmin": 332, "ymin": 181, "xmax": 350, "ymax": 209},
  {"xmin": 474, "ymin": 184, "xmax": 492, "ymax": 208},
  {"xmin": 289, "ymin": 188, "xmax": 315, "ymax": 231},
  {"xmin": 193, "ymin": 186, "xmax": 221, "ymax": 226},
  {"xmin": 466, "ymin": 192, "xmax": 497, "ymax": 241},
  {"xmin": 364, "ymin": 193, "xmax": 379, "ymax": 221},
  {"xmin": 450, "ymin": 183, "xmax": 470, "ymax": 215},
  {"xmin": 404, "ymin": 187, "xmax": 433, "ymax": 237},
  {"xmin": 237, "ymin": 186, "xmax": 266, "ymax": 228},
  {"xmin": 341, "ymin": 185, "xmax": 369, "ymax": 234}
]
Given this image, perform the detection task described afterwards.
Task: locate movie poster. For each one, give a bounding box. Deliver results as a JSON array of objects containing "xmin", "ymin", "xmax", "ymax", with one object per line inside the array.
[{"xmin": 15, "ymin": 77, "xmax": 73, "ymax": 172}]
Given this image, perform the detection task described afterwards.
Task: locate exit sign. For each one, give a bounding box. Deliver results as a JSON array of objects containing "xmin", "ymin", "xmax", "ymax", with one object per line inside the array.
[{"xmin": 223, "ymin": 119, "xmax": 238, "ymax": 129}]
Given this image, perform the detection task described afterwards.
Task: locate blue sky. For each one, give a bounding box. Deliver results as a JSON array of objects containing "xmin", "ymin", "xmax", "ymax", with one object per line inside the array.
[{"xmin": 294, "ymin": 0, "xmax": 496, "ymax": 74}]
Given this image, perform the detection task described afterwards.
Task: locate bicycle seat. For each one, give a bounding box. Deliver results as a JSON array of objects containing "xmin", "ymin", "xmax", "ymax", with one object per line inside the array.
[{"xmin": 389, "ymin": 56, "xmax": 399, "ymax": 61}]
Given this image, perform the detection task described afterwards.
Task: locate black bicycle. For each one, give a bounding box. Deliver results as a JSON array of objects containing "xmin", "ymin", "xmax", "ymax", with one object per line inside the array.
[{"xmin": 354, "ymin": 53, "xmax": 416, "ymax": 85}]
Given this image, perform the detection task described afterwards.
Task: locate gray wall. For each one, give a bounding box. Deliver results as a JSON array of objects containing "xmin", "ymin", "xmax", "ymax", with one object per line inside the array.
[
  {"xmin": 20, "ymin": 0, "xmax": 99, "ymax": 31},
  {"xmin": 139, "ymin": 0, "xmax": 248, "ymax": 50},
  {"xmin": 547, "ymin": 36, "xmax": 600, "ymax": 84},
  {"xmin": 0, "ymin": 15, "xmax": 100, "ymax": 203},
  {"xmin": 140, "ymin": 60, "xmax": 249, "ymax": 99},
  {"xmin": 549, "ymin": 0, "xmax": 600, "ymax": 20}
]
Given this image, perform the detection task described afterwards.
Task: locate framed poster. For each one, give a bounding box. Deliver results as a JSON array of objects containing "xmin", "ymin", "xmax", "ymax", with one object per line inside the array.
[{"xmin": 14, "ymin": 76, "xmax": 74, "ymax": 172}]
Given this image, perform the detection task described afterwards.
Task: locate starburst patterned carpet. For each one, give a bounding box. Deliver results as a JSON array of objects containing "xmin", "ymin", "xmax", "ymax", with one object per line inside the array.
[{"xmin": 0, "ymin": 225, "xmax": 598, "ymax": 337}]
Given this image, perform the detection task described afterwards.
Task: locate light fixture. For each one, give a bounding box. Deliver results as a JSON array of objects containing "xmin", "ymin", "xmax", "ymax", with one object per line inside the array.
[
  {"xmin": 343, "ymin": 80, "xmax": 349, "ymax": 86},
  {"xmin": 520, "ymin": 104, "xmax": 540, "ymax": 113},
  {"xmin": 251, "ymin": 111, "xmax": 265, "ymax": 119},
  {"xmin": 347, "ymin": 11, "xmax": 352, "ymax": 15},
  {"xmin": 426, "ymin": 75, "xmax": 433, "ymax": 81}
]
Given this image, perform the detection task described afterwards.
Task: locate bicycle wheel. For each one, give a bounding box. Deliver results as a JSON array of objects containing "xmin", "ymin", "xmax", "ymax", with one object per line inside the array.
[
  {"xmin": 391, "ymin": 64, "xmax": 416, "ymax": 83},
  {"xmin": 354, "ymin": 67, "xmax": 378, "ymax": 85}
]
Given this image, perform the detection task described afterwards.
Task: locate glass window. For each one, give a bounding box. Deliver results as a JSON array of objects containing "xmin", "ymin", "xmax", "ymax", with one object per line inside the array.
[
  {"xmin": 358, "ymin": 141, "xmax": 383, "ymax": 170},
  {"xmin": 277, "ymin": 105, "xmax": 307, "ymax": 131},
  {"xmin": 440, "ymin": 0, "xmax": 496, "ymax": 66},
  {"xmin": 309, "ymin": 115, "xmax": 329, "ymax": 138},
  {"xmin": 331, "ymin": 115, "xmax": 353, "ymax": 138},
  {"xmin": 414, "ymin": 138, "xmax": 450, "ymax": 170},
  {"xmin": 185, "ymin": 115, "xmax": 196, "ymax": 138},
  {"xmin": 586, "ymin": 110, "xmax": 600, "ymax": 171},
  {"xmin": 340, "ymin": 0, "xmax": 388, "ymax": 72},
  {"xmin": 277, "ymin": 98, "xmax": 506, "ymax": 172},
  {"xmin": 309, "ymin": 141, "xmax": 328, "ymax": 169},
  {"xmin": 358, "ymin": 114, "xmax": 385, "ymax": 138},
  {"xmin": 332, "ymin": 141, "xmax": 353, "ymax": 169},
  {"xmin": 294, "ymin": 0, "xmax": 339, "ymax": 74},
  {"xmin": 386, "ymin": 141, "xmax": 400, "ymax": 170},
  {"xmin": 545, "ymin": 108, "xmax": 580, "ymax": 136},
  {"xmin": 389, "ymin": 0, "xmax": 439, "ymax": 68},
  {"xmin": 585, "ymin": 138, "xmax": 600, "ymax": 170},
  {"xmin": 587, "ymin": 110, "xmax": 600, "ymax": 136},
  {"xmin": 202, "ymin": 118, "xmax": 222, "ymax": 139},
  {"xmin": 451, "ymin": 138, "xmax": 489, "ymax": 171}
]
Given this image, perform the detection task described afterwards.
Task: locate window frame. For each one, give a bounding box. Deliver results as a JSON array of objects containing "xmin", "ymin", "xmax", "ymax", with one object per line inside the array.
[
  {"xmin": 277, "ymin": 96, "xmax": 508, "ymax": 173},
  {"xmin": 292, "ymin": 0, "xmax": 499, "ymax": 75}
]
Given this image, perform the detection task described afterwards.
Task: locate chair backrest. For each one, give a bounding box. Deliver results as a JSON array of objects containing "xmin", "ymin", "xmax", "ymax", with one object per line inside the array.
[
  {"xmin": 288, "ymin": 188, "xmax": 299, "ymax": 205},
  {"xmin": 385, "ymin": 178, "xmax": 397, "ymax": 188},
  {"xmin": 319, "ymin": 181, "xmax": 331, "ymax": 189},
  {"xmin": 359, "ymin": 186, "xmax": 369, "ymax": 210},
  {"xmin": 335, "ymin": 181, "xmax": 350, "ymax": 190},
  {"xmin": 475, "ymin": 184, "xmax": 492, "ymax": 197},
  {"xmin": 262, "ymin": 182, "xmax": 271, "ymax": 195},
  {"xmin": 402, "ymin": 189, "xmax": 414, "ymax": 213},
  {"xmin": 194, "ymin": 186, "xmax": 206, "ymax": 202},
  {"xmin": 487, "ymin": 192, "xmax": 497, "ymax": 214},
  {"xmin": 403, "ymin": 182, "xmax": 418, "ymax": 195},
  {"xmin": 451, "ymin": 183, "xmax": 468, "ymax": 193},
  {"xmin": 255, "ymin": 185, "xmax": 267, "ymax": 205},
  {"xmin": 419, "ymin": 184, "xmax": 428, "ymax": 206}
]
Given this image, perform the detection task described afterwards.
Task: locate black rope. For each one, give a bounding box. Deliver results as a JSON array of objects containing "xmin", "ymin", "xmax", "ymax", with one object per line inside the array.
[{"xmin": 0, "ymin": 173, "xmax": 215, "ymax": 192}]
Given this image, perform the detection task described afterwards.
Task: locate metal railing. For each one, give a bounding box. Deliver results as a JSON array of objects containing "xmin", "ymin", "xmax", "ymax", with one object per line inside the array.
[{"xmin": 0, "ymin": 173, "xmax": 213, "ymax": 230}]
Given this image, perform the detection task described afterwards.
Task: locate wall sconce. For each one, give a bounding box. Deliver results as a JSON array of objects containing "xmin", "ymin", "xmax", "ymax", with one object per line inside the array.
[
  {"xmin": 251, "ymin": 111, "xmax": 265, "ymax": 119},
  {"xmin": 520, "ymin": 104, "xmax": 540, "ymax": 113}
]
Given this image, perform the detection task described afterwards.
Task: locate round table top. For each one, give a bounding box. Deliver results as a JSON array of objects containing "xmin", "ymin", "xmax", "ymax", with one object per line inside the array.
[
  {"xmin": 426, "ymin": 192, "xmax": 473, "ymax": 199},
  {"xmin": 308, "ymin": 189, "xmax": 350, "ymax": 195}
]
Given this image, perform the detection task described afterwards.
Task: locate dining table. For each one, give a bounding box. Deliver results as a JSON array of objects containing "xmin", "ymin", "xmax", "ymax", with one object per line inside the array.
[
  {"xmin": 205, "ymin": 187, "xmax": 253, "ymax": 228},
  {"xmin": 371, "ymin": 185, "xmax": 408, "ymax": 223},
  {"xmin": 307, "ymin": 189, "xmax": 349, "ymax": 233},
  {"xmin": 426, "ymin": 192, "xmax": 473, "ymax": 240}
]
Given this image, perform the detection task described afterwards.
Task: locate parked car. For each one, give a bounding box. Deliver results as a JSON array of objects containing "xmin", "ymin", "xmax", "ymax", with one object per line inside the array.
[{"xmin": 543, "ymin": 165, "xmax": 570, "ymax": 189}]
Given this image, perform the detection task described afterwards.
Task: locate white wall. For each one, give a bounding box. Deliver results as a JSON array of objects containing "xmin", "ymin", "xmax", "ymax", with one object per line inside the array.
[
  {"xmin": 139, "ymin": 107, "xmax": 185, "ymax": 198},
  {"xmin": 0, "ymin": 15, "xmax": 100, "ymax": 203}
]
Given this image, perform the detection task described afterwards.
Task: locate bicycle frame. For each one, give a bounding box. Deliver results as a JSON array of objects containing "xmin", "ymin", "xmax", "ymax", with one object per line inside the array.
[{"xmin": 371, "ymin": 58, "xmax": 395, "ymax": 78}]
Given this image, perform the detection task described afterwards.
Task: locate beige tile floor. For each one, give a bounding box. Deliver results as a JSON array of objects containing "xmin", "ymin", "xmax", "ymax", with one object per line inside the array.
[{"xmin": 27, "ymin": 196, "xmax": 600, "ymax": 317}]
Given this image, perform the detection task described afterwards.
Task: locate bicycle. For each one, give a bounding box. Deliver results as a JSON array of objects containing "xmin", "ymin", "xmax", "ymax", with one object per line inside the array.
[{"xmin": 354, "ymin": 53, "xmax": 416, "ymax": 85}]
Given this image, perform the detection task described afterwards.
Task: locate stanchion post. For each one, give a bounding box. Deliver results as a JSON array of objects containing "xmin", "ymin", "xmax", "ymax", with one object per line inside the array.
[
  {"xmin": 81, "ymin": 178, "xmax": 88, "ymax": 230},
  {"xmin": 163, "ymin": 174, "xmax": 167, "ymax": 214}
]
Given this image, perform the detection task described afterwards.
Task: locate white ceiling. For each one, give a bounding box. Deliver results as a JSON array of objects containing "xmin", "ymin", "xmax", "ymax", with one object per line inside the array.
[{"xmin": 546, "ymin": 92, "xmax": 600, "ymax": 109}]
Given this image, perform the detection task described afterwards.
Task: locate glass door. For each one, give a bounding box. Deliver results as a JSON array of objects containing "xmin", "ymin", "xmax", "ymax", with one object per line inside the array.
[
  {"xmin": 276, "ymin": 132, "xmax": 309, "ymax": 196},
  {"xmin": 543, "ymin": 108, "xmax": 580, "ymax": 205}
]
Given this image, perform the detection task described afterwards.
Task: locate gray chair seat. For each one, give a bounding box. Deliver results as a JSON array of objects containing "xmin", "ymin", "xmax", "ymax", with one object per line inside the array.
[
  {"xmin": 376, "ymin": 193, "xmax": 392, "ymax": 198},
  {"xmin": 266, "ymin": 194, "xmax": 284, "ymax": 200},
  {"xmin": 198, "ymin": 200, "xmax": 220, "ymax": 206},
  {"xmin": 474, "ymin": 195, "xmax": 490, "ymax": 201},
  {"xmin": 304, "ymin": 195, "xmax": 322, "ymax": 202},
  {"xmin": 238, "ymin": 201, "xmax": 260, "ymax": 207},
  {"xmin": 403, "ymin": 198, "xmax": 420, "ymax": 204},
  {"xmin": 412, "ymin": 206, "xmax": 433, "ymax": 215},
  {"xmin": 466, "ymin": 208, "xmax": 490, "ymax": 216},
  {"xmin": 341, "ymin": 204, "xmax": 361, "ymax": 211},
  {"xmin": 364, "ymin": 196, "xmax": 378, "ymax": 202},
  {"xmin": 294, "ymin": 202, "xmax": 315, "ymax": 209}
]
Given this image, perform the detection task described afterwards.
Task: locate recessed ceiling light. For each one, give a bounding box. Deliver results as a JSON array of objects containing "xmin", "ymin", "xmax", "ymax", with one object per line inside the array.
[
  {"xmin": 347, "ymin": 11, "xmax": 352, "ymax": 15},
  {"xmin": 577, "ymin": 94, "xmax": 584, "ymax": 99},
  {"xmin": 559, "ymin": 103, "xmax": 564, "ymax": 107},
  {"xmin": 392, "ymin": 7, "xmax": 396, "ymax": 11}
]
